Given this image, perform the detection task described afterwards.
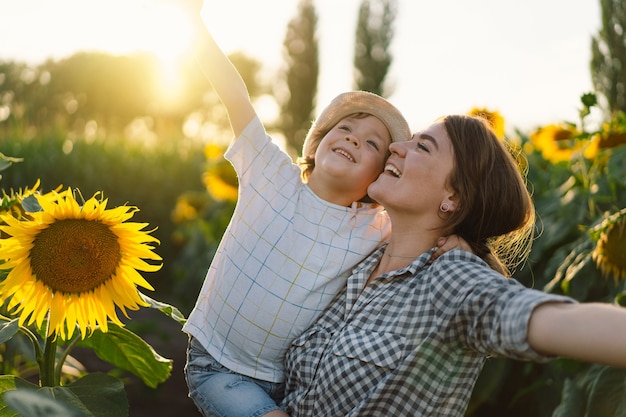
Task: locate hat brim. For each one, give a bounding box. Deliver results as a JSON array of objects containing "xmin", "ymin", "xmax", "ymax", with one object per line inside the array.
[{"xmin": 302, "ymin": 91, "xmax": 411, "ymax": 157}]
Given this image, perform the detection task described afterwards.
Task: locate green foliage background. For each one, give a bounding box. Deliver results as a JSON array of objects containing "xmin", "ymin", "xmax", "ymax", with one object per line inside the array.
[
  {"xmin": 2, "ymin": 1, "xmax": 626, "ymax": 409},
  {"xmin": 0, "ymin": 133, "xmax": 209, "ymax": 310}
]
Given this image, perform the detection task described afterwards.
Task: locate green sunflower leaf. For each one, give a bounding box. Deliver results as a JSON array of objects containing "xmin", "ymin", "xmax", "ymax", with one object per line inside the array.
[
  {"xmin": 3, "ymin": 389, "xmax": 81, "ymax": 417},
  {"xmin": 584, "ymin": 366, "xmax": 626, "ymax": 417},
  {"xmin": 0, "ymin": 373, "xmax": 127, "ymax": 417},
  {"xmin": 552, "ymin": 378, "xmax": 585, "ymax": 417},
  {"xmin": 21, "ymin": 195, "xmax": 42, "ymax": 213},
  {"xmin": 140, "ymin": 293, "xmax": 187, "ymax": 326},
  {"xmin": 77, "ymin": 324, "xmax": 172, "ymax": 389},
  {"xmin": 0, "ymin": 318, "xmax": 20, "ymax": 344},
  {"xmin": 0, "ymin": 153, "xmax": 22, "ymax": 173},
  {"xmin": 0, "ymin": 376, "xmax": 40, "ymax": 417}
]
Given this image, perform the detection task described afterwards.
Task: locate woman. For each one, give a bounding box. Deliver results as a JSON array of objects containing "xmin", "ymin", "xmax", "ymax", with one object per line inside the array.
[{"xmin": 280, "ymin": 115, "xmax": 626, "ymax": 416}]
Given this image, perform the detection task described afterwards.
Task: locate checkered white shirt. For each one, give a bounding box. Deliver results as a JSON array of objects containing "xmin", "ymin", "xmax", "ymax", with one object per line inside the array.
[
  {"xmin": 183, "ymin": 116, "xmax": 391, "ymax": 382},
  {"xmin": 281, "ymin": 247, "xmax": 575, "ymax": 416}
]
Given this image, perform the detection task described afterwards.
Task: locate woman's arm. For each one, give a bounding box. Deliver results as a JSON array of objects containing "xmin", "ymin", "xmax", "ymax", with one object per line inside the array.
[
  {"xmin": 528, "ymin": 302, "xmax": 626, "ymax": 368},
  {"xmin": 187, "ymin": 0, "xmax": 256, "ymax": 136}
]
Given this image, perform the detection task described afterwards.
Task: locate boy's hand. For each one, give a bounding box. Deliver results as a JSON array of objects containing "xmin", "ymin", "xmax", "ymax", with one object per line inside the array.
[
  {"xmin": 153, "ymin": 0, "xmax": 203, "ymax": 25},
  {"xmin": 181, "ymin": 0, "xmax": 204, "ymax": 16},
  {"xmin": 162, "ymin": 0, "xmax": 202, "ymax": 15},
  {"xmin": 430, "ymin": 235, "xmax": 472, "ymax": 262},
  {"xmin": 148, "ymin": 0, "xmax": 204, "ymax": 31}
]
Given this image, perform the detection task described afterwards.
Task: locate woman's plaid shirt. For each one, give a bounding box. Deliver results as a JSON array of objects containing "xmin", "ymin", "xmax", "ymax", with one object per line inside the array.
[{"xmin": 281, "ymin": 247, "xmax": 574, "ymax": 416}]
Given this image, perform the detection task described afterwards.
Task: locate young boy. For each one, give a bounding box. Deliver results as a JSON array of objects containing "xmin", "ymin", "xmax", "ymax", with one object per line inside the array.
[{"xmin": 181, "ymin": 2, "xmax": 422, "ymax": 416}]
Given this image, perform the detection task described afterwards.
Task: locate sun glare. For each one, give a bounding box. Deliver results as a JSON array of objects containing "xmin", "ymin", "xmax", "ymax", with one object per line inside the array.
[
  {"xmin": 93, "ymin": 1, "xmax": 195, "ymax": 106},
  {"xmin": 143, "ymin": 3, "xmax": 194, "ymax": 105}
]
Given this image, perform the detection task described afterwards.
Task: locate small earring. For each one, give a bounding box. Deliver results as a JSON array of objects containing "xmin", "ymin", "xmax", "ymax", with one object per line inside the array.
[{"xmin": 440, "ymin": 202, "xmax": 450, "ymax": 213}]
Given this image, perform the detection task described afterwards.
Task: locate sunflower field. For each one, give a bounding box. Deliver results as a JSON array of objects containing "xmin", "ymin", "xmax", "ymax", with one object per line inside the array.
[
  {"xmin": 466, "ymin": 95, "xmax": 626, "ymax": 417},
  {"xmin": 0, "ymin": 126, "xmax": 242, "ymax": 415},
  {"xmin": 1, "ymin": 52, "xmax": 626, "ymax": 416}
]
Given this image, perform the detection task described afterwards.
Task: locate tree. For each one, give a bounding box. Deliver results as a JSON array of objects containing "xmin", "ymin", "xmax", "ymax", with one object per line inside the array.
[
  {"xmin": 353, "ymin": 0, "xmax": 398, "ymax": 97},
  {"xmin": 277, "ymin": 0, "xmax": 319, "ymax": 158},
  {"xmin": 590, "ymin": 0, "xmax": 626, "ymax": 115},
  {"xmin": 0, "ymin": 50, "xmax": 266, "ymax": 139},
  {"xmin": 46, "ymin": 52, "xmax": 159, "ymax": 131}
]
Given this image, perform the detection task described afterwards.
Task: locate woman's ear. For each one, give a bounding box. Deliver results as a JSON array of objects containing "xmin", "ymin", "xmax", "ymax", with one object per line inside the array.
[{"xmin": 443, "ymin": 192, "xmax": 460, "ymax": 213}]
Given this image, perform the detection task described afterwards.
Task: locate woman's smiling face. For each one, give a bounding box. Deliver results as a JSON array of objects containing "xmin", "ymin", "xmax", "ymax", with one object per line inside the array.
[{"xmin": 368, "ymin": 121, "xmax": 457, "ymax": 216}]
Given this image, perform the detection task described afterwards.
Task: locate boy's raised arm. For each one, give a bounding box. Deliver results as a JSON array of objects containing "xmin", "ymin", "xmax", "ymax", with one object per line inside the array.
[{"xmin": 186, "ymin": 0, "xmax": 256, "ymax": 137}]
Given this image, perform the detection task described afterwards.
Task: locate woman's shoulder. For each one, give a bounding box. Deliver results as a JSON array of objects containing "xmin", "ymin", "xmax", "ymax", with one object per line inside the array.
[
  {"xmin": 426, "ymin": 250, "xmax": 528, "ymax": 316},
  {"xmin": 429, "ymin": 249, "xmax": 515, "ymax": 288},
  {"xmin": 434, "ymin": 248, "xmax": 490, "ymax": 269}
]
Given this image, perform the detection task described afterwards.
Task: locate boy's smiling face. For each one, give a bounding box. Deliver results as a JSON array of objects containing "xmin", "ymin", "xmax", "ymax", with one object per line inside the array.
[{"xmin": 308, "ymin": 114, "xmax": 392, "ymax": 204}]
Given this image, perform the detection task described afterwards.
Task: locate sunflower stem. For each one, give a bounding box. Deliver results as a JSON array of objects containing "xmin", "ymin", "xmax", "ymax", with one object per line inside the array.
[
  {"xmin": 55, "ymin": 334, "xmax": 80, "ymax": 381},
  {"xmin": 40, "ymin": 334, "xmax": 59, "ymax": 387}
]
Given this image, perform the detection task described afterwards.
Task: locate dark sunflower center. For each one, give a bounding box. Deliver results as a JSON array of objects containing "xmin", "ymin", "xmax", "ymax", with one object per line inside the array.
[
  {"xmin": 30, "ymin": 219, "xmax": 122, "ymax": 294},
  {"xmin": 604, "ymin": 222, "xmax": 626, "ymax": 270}
]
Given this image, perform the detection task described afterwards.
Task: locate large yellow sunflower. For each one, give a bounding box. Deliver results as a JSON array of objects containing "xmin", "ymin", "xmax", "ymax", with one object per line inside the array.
[
  {"xmin": 591, "ymin": 208, "xmax": 626, "ymax": 284},
  {"xmin": 0, "ymin": 187, "xmax": 162, "ymax": 340}
]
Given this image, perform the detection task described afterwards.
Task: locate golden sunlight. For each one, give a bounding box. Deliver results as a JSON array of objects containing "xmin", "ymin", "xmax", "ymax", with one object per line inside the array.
[
  {"xmin": 144, "ymin": 2, "xmax": 194, "ymax": 105},
  {"xmin": 86, "ymin": 1, "xmax": 196, "ymax": 106}
]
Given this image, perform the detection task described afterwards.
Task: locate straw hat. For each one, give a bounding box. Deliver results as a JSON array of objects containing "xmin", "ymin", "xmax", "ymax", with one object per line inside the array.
[{"xmin": 302, "ymin": 91, "xmax": 411, "ymax": 157}]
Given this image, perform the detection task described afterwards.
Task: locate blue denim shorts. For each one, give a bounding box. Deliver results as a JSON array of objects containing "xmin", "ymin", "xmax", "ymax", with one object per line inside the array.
[{"xmin": 184, "ymin": 336, "xmax": 285, "ymax": 417}]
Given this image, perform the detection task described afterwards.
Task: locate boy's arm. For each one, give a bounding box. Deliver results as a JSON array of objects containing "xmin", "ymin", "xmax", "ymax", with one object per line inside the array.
[
  {"xmin": 187, "ymin": 1, "xmax": 256, "ymax": 137},
  {"xmin": 430, "ymin": 235, "xmax": 472, "ymax": 260},
  {"xmin": 431, "ymin": 236, "xmax": 506, "ymax": 275}
]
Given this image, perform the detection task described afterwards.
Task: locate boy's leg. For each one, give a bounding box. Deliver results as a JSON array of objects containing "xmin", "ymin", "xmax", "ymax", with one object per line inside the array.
[{"xmin": 185, "ymin": 337, "xmax": 285, "ymax": 417}]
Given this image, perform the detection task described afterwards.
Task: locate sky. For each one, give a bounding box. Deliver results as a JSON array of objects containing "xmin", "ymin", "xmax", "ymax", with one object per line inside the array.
[{"xmin": 0, "ymin": 0, "xmax": 602, "ymax": 134}]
